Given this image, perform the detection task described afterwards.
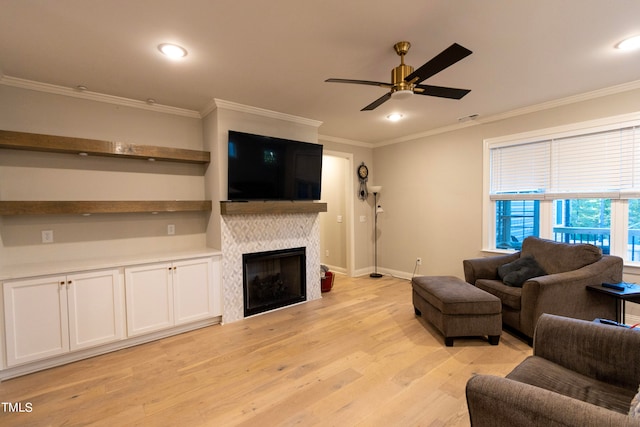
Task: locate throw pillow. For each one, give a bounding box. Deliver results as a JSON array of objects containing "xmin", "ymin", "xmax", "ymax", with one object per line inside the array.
[
  {"xmin": 630, "ymin": 384, "xmax": 640, "ymax": 419},
  {"xmin": 498, "ymin": 256, "xmax": 547, "ymax": 287}
]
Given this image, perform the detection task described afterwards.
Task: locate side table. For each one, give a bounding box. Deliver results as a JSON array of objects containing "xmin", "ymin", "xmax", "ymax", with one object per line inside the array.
[{"xmin": 586, "ymin": 282, "xmax": 640, "ymax": 323}]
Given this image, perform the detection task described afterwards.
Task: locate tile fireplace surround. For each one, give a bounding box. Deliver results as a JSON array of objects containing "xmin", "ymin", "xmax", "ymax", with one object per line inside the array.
[{"xmin": 220, "ymin": 212, "xmax": 322, "ymax": 323}]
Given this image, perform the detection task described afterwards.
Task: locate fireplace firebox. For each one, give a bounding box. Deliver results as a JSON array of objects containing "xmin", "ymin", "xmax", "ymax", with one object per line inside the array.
[{"xmin": 243, "ymin": 247, "xmax": 306, "ymax": 317}]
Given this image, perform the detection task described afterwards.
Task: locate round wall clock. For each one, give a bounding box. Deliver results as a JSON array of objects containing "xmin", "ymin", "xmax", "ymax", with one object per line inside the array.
[
  {"xmin": 358, "ymin": 163, "xmax": 369, "ymax": 180},
  {"xmin": 358, "ymin": 162, "xmax": 369, "ymax": 200}
]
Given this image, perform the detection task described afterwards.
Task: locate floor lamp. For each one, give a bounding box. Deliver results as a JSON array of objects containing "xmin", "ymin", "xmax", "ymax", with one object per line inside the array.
[{"xmin": 369, "ymin": 186, "xmax": 383, "ymax": 278}]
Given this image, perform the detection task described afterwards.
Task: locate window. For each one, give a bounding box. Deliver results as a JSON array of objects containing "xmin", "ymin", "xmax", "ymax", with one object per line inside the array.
[
  {"xmin": 484, "ymin": 112, "xmax": 640, "ymax": 263},
  {"xmin": 496, "ymin": 200, "xmax": 539, "ymax": 250}
]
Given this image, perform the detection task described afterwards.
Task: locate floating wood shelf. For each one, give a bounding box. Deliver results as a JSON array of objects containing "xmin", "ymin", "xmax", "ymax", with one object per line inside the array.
[
  {"xmin": 0, "ymin": 130, "xmax": 210, "ymax": 164},
  {"xmin": 220, "ymin": 201, "xmax": 327, "ymax": 215},
  {"xmin": 0, "ymin": 201, "xmax": 212, "ymax": 216}
]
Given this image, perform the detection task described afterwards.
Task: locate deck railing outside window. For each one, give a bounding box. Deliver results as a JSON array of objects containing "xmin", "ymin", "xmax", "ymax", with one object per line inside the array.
[{"xmin": 552, "ymin": 227, "xmax": 610, "ymax": 255}]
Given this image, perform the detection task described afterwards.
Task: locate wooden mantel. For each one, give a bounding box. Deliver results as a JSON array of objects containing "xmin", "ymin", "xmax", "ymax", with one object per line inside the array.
[{"xmin": 220, "ymin": 201, "xmax": 327, "ymax": 215}]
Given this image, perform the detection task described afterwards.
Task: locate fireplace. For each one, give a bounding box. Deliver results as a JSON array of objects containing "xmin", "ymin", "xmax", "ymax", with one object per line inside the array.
[{"xmin": 243, "ymin": 247, "xmax": 307, "ymax": 317}]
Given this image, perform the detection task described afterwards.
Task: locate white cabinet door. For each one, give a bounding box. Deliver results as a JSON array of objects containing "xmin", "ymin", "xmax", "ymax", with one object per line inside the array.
[
  {"xmin": 3, "ymin": 275, "xmax": 69, "ymax": 366},
  {"xmin": 173, "ymin": 258, "xmax": 216, "ymax": 325},
  {"xmin": 125, "ymin": 263, "xmax": 174, "ymax": 337},
  {"xmin": 67, "ymin": 269, "xmax": 124, "ymax": 351}
]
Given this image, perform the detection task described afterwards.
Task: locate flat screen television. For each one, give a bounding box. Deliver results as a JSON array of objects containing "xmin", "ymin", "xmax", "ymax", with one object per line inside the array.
[{"xmin": 227, "ymin": 130, "xmax": 323, "ymax": 201}]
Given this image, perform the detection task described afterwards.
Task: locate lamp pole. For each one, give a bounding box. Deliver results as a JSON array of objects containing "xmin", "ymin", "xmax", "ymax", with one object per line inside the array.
[{"xmin": 370, "ymin": 187, "xmax": 382, "ymax": 278}]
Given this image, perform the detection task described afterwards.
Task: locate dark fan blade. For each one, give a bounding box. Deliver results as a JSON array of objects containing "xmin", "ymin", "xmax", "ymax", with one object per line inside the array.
[
  {"xmin": 405, "ymin": 43, "xmax": 472, "ymax": 85},
  {"xmin": 325, "ymin": 78, "xmax": 392, "ymax": 88},
  {"xmin": 361, "ymin": 92, "xmax": 391, "ymax": 111},
  {"xmin": 414, "ymin": 84, "xmax": 471, "ymax": 99}
]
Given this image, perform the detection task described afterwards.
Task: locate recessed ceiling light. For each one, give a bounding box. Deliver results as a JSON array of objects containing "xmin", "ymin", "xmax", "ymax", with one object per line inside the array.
[
  {"xmin": 158, "ymin": 43, "xmax": 188, "ymax": 58},
  {"xmin": 616, "ymin": 35, "xmax": 640, "ymax": 50},
  {"xmin": 386, "ymin": 113, "xmax": 403, "ymax": 122}
]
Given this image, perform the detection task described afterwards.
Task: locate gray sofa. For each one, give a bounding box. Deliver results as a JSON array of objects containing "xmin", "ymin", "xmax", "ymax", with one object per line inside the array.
[
  {"xmin": 463, "ymin": 236, "xmax": 621, "ymax": 340},
  {"xmin": 466, "ymin": 314, "xmax": 640, "ymax": 427}
]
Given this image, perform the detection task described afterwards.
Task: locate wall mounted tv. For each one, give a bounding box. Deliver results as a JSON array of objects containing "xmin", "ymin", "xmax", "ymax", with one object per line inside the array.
[{"xmin": 227, "ymin": 130, "xmax": 323, "ymax": 201}]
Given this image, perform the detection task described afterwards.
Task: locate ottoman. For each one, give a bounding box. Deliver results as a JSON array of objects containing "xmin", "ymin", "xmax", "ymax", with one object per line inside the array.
[{"xmin": 412, "ymin": 275, "xmax": 502, "ymax": 346}]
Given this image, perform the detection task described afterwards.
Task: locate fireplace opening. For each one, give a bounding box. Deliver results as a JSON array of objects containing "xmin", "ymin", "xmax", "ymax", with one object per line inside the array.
[{"xmin": 243, "ymin": 247, "xmax": 306, "ymax": 317}]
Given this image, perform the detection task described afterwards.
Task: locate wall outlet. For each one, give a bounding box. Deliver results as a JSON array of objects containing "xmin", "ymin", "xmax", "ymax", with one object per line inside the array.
[
  {"xmin": 359, "ymin": 215, "xmax": 367, "ymax": 223},
  {"xmin": 325, "ymin": 249, "xmax": 330, "ymax": 257},
  {"xmin": 416, "ymin": 257, "xmax": 422, "ymax": 265},
  {"xmin": 167, "ymin": 224, "xmax": 175, "ymax": 235},
  {"xmin": 42, "ymin": 230, "xmax": 54, "ymax": 243}
]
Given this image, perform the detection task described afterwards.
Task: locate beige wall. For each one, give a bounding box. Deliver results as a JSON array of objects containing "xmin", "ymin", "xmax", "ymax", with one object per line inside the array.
[
  {"xmin": 0, "ymin": 85, "xmax": 207, "ymax": 267},
  {"xmin": 373, "ymin": 87, "xmax": 640, "ymax": 280}
]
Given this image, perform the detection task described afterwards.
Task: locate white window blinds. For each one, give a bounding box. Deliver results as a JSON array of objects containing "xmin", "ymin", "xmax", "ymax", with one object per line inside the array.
[
  {"xmin": 490, "ymin": 140, "xmax": 549, "ymax": 199},
  {"xmin": 490, "ymin": 124, "xmax": 640, "ymax": 200}
]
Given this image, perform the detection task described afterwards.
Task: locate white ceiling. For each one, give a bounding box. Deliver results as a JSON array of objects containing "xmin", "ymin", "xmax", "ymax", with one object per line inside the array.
[{"xmin": 2, "ymin": 0, "xmax": 640, "ymax": 144}]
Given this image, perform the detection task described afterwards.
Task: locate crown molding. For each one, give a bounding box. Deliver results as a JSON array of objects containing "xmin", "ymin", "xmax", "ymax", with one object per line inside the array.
[
  {"xmin": 206, "ymin": 98, "xmax": 323, "ymax": 128},
  {"xmin": 0, "ymin": 75, "xmax": 201, "ymax": 119},
  {"xmin": 373, "ymin": 79, "xmax": 640, "ymax": 147},
  {"xmin": 5, "ymin": 73, "xmax": 640, "ymax": 146},
  {"xmin": 318, "ymin": 134, "xmax": 371, "ymax": 148},
  {"xmin": 475, "ymin": 79, "xmax": 640, "ymax": 125}
]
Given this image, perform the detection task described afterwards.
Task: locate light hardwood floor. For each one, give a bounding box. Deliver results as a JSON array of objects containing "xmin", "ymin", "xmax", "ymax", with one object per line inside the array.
[{"xmin": 0, "ymin": 274, "xmax": 532, "ymax": 426}]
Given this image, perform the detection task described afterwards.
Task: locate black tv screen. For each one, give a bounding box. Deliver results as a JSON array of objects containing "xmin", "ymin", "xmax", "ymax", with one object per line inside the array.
[{"xmin": 227, "ymin": 130, "xmax": 323, "ymax": 201}]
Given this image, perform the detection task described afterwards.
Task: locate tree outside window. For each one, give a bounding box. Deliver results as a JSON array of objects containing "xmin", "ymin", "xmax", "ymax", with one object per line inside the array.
[{"xmin": 552, "ymin": 199, "xmax": 610, "ymax": 254}]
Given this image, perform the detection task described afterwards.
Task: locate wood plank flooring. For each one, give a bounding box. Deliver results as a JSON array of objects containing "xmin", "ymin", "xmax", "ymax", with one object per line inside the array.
[{"xmin": 0, "ymin": 274, "xmax": 532, "ymax": 426}]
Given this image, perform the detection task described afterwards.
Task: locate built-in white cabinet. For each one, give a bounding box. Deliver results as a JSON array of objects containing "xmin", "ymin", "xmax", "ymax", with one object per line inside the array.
[
  {"xmin": 125, "ymin": 257, "xmax": 220, "ymax": 337},
  {"xmin": 3, "ymin": 269, "xmax": 123, "ymax": 367},
  {"xmin": 0, "ymin": 252, "xmax": 221, "ymax": 378}
]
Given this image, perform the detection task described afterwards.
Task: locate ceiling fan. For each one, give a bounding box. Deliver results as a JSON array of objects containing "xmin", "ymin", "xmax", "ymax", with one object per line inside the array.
[{"xmin": 325, "ymin": 41, "xmax": 472, "ymax": 111}]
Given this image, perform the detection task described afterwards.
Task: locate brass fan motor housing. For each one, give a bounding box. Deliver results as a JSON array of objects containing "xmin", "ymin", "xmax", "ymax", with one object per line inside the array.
[
  {"xmin": 392, "ymin": 41, "xmax": 415, "ymax": 92},
  {"xmin": 392, "ymin": 64, "xmax": 414, "ymax": 92}
]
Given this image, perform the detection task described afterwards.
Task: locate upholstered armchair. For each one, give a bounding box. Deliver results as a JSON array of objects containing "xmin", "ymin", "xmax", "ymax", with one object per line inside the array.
[
  {"xmin": 463, "ymin": 236, "xmax": 621, "ymax": 340},
  {"xmin": 466, "ymin": 314, "xmax": 640, "ymax": 427}
]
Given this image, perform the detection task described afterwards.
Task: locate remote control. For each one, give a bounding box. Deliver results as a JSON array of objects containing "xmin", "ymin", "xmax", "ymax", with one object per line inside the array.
[{"xmin": 602, "ymin": 282, "xmax": 625, "ymax": 291}]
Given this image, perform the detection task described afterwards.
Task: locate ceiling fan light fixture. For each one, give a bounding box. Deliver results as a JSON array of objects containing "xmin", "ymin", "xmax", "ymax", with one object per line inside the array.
[
  {"xmin": 391, "ymin": 89, "xmax": 413, "ymax": 100},
  {"xmin": 616, "ymin": 35, "xmax": 640, "ymax": 50},
  {"xmin": 386, "ymin": 113, "xmax": 403, "ymax": 122},
  {"xmin": 158, "ymin": 43, "xmax": 188, "ymax": 58}
]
